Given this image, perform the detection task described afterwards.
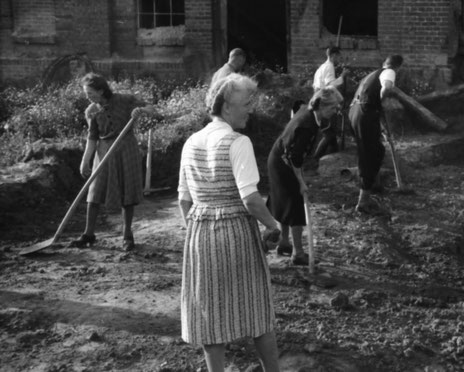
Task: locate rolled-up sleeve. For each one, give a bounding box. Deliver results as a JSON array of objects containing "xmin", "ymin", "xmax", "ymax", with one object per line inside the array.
[
  {"xmin": 85, "ymin": 104, "xmax": 100, "ymax": 141},
  {"xmin": 230, "ymin": 136, "xmax": 260, "ymax": 199}
]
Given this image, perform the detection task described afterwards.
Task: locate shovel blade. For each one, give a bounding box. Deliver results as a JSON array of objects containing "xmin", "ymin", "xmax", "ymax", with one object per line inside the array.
[{"xmin": 19, "ymin": 237, "xmax": 57, "ymax": 256}]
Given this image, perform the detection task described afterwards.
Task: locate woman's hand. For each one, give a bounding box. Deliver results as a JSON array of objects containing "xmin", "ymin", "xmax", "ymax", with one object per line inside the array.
[
  {"xmin": 131, "ymin": 107, "xmax": 145, "ymax": 119},
  {"xmin": 263, "ymin": 227, "xmax": 280, "ymax": 243},
  {"xmin": 262, "ymin": 227, "xmax": 281, "ymax": 253},
  {"xmin": 80, "ymin": 161, "xmax": 92, "ymax": 178},
  {"xmin": 299, "ymin": 182, "xmax": 309, "ymax": 196}
]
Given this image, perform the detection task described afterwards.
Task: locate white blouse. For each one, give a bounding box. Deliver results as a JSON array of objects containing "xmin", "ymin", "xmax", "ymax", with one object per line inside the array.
[{"xmin": 178, "ymin": 118, "xmax": 260, "ymax": 201}]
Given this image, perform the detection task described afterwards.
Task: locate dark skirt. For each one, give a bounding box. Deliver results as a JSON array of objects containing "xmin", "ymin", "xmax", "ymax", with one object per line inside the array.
[
  {"xmin": 266, "ymin": 142, "xmax": 305, "ymax": 226},
  {"xmin": 87, "ymin": 134, "xmax": 142, "ymax": 209}
]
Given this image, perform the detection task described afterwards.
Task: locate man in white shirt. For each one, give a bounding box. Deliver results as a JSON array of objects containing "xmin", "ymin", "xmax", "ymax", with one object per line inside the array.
[
  {"xmin": 313, "ymin": 46, "xmax": 348, "ymax": 91},
  {"xmin": 312, "ymin": 47, "xmax": 348, "ymax": 162},
  {"xmin": 211, "ymin": 48, "xmax": 247, "ymax": 85}
]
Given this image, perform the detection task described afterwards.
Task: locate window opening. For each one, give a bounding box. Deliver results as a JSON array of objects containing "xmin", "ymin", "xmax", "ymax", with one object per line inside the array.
[
  {"xmin": 138, "ymin": 0, "xmax": 185, "ymax": 28},
  {"xmin": 322, "ymin": 0, "xmax": 377, "ymax": 37}
]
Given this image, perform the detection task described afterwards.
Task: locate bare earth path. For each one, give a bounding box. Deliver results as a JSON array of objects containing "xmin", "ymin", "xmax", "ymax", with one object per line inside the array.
[{"xmin": 1, "ymin": 135, "xmax": 464, "ymax": 371}]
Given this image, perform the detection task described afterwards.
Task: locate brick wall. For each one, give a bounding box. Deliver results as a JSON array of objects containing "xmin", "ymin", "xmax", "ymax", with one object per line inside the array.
[
  {"xmin": 183, "ymin": 0, "xmax": 214, "ymax": 76},
  {"xmin": 0, "ymin": 0, "xmax": 455, "ymax": 85},
  {"xmin": 55, "ymin": 0, "xmax": 111, "ymax": 58},
  {"xmin": 289, "ymin": 0, "xmax": 451, "ymax": 80},
  {"xmin": 12, "ymin": 0, "xmax": 55, "ymax": 40},
  {"xmin": 111, "ymin": 0, "xmax": 139, "ymax": 58}
]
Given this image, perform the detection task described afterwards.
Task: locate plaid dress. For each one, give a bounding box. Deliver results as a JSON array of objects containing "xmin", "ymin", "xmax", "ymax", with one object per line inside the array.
[
  {"xmin": 86, "ymin": 94, "xmax": 145, "ymax": 209},
  {"xmin": 179, "ymin": 130, "xmax": 275, "ymax": 346}
]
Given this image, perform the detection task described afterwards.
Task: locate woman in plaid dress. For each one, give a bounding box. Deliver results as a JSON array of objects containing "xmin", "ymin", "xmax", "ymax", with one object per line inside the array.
[
  {"xmin": 71, "ymin": 73, "xmax": 154, "ymax": 251},
  {"xmin": 178, "ymin": 73, "xmax": 281, "ymax": 371}
]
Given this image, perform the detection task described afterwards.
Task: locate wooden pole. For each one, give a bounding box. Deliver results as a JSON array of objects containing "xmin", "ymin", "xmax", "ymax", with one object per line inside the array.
[
  {"xmin": 303, "ymin": 192, "xmax": 315, "ymax": 275},
  {"xmin": 143, "ymin": 129, "xmax": 170, "ymax": 195},
  {"xmin": 336, "ymin": 16, "xmax": 343, "ymax": 47},
  {"xmin": 143, "ymin": 129, "xmax": 153, "ymax": 195},
  {"xmin": 391, "ymin": 87, "xmax": 448, "ymax": 132}
]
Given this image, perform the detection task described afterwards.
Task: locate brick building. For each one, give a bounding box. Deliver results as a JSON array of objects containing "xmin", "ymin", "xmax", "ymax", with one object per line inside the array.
[{"xmin": 0, "ymin": 0, "xmax": 461, "ymax": 86}]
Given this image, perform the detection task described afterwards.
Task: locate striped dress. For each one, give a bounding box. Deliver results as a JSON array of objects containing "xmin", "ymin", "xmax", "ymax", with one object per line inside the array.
[{"xmin": 179, "ymin": 130, "xmax": 275, "ymax": 346}]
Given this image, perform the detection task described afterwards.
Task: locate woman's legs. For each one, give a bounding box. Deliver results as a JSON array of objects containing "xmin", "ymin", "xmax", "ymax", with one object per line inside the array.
[
  {"xmin": 291, "ymin": 226, "xmax": 304, "ymax": 257},
  {"xmin": 254, "ymin": 331, "xmax": 280, "ymax": 372},
  {"xmin": 83, "ymin": 202, "xmax": 99, "ymax": 236},
  {"xmin": 122, "ymin": 204, "xmax": 134, "ymax": 239},
  {"xmin": 278, "ymin": 224, "xmax": 290, "ymax": 246},
  {"xmin": 203, "ymin": 343, "xmax": 225, "ymax": 372}
]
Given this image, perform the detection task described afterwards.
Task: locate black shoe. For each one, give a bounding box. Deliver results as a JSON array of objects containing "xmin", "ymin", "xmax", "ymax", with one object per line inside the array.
[
  {"xmin": 70, "ymin": 234, "xmax": 96, "ymax": 248},
  {"xmin": 123, "ymin": 235, "xmax": 135, "ymax": 251},
  {"xmin": 291, "ymin": 253, "xmax": 309, "ymax": 266},
  {"xmin": 276, "ymin": 243, "xmax": 293, "ymax": 256}
]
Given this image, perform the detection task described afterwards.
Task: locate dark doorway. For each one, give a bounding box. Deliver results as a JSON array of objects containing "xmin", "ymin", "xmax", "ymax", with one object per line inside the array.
[
  {"xmin": 322, "ymin": 0, "xmax": 378, "ymax": 37},
  {"xmin": 227, "ymin": 0, "xmax": 288, "ymax": 71}
]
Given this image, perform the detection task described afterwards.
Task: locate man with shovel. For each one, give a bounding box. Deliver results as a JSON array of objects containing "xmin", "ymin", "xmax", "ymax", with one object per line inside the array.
[{"xmin": 349, "ymin": 54, "xmax": 404, "ymax": 214}]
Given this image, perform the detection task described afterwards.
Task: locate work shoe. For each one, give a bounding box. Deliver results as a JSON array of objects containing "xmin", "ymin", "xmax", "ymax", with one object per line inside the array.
[
  {"xmin": 276, "ymin": 242, "xmax": 293, "ymax": 256},
  {"xmin": 291, "ymin": 253, "xmax": 309, "ymax": 266},
  {"xmin": 123, "ymin": 235, "xmax": 135, "ymax": 251},
  {"xmin": 69, "ymin": 234, "xmax": 96, "ymax": 248},
  {"xmin": 355, "ymin": 200, "xmax": 388, "ymax": 216}
]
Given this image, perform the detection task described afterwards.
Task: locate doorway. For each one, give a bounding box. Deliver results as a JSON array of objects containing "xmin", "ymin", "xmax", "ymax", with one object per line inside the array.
[{"xmin": 227, "ymin": 0, "xmax": 288, "ymax": 72}]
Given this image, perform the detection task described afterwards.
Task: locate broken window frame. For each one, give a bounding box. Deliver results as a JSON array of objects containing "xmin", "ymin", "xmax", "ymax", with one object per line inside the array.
[{"xmin": 137, "ymin": 0, "xmax": 185, "ymax": 29}]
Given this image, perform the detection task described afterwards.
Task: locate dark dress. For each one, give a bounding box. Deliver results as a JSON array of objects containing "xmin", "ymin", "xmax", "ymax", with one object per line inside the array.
[
  {"xmin": 349, "ymin": 68, "xmax": 386, "ymax": 190},
  {"xmin": 266, "ymin": 105, "xmax": 320, "ymax": 226}
]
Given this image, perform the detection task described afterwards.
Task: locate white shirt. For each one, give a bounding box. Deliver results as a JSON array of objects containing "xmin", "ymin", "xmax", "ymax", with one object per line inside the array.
[
  {"xmin": 379, "ymin": 68, "xmax": 396, "ymax": 87},
  {"xmin": 211, "ymin": 63, "xmax": 235, "ymax": 85},
  {"xmin": 313, "ymin": 59, "xmax": 336, "ymax": 90},
  {"xmin": 178, "ymin": 118, "xmax": 259, "ymax": 201}
]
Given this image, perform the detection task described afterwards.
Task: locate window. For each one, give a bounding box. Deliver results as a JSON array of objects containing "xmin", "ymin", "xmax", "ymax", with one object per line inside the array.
[
  {"xmin": 138, "ymin": 0, "xmax": 185, "ymax": 29},
  {"xmin": 322, "ymin": 0, "xmax": 377, "ymax": 37}
]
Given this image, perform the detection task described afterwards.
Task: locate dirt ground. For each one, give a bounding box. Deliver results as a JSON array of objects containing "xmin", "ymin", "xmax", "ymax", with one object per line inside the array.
[{"xmin": 1, "ymin": 128, "xmax": 464, "ymax": 372}]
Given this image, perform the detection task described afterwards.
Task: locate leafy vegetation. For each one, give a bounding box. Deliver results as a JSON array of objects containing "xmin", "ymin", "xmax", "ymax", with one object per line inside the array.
[{"xmin": 0, "ymin": 69, "xmax": 435, "ymax": 169}]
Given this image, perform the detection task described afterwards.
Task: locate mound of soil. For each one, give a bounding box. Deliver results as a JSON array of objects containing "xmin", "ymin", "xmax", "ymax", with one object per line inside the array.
[{"xmin": 1, "ymin": 84, "xmax": 464, "ymax": 371}]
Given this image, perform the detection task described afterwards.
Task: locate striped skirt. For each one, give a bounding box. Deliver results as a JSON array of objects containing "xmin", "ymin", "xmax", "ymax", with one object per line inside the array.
[
  {"xmin": 181, "ymin": 206, "xmax": 275, "ymax": 346},
  {"xmin": 87, "ymin": 135, "xmax": 142, "ymax": 209}
]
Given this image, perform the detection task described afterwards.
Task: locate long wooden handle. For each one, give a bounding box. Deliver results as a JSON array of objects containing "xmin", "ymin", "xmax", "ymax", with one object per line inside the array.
[
  {"xmin": 388, "ymin": 138, "xmax": 403, "ymax": 189},
  {"xmin": 303, "ymin": 192, "xmax": 315, "ymax": 274},
  {"xmin": 144, "ymin": 128, "xmax": 153, "ymax": 193},
  {"xmin": 381, "ymin": 115, "xmax": 403, "ymax": 189},
  {"xmin": 51, "ymin": 118, "xmax": 136, "ymax": 242}
]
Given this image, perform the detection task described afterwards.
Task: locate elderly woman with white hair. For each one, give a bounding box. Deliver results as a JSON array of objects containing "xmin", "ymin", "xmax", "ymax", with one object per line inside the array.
[
  {"xmin": 178, "ymin": 73, "xmax": 281, "ymax": 372},
  {"xmin": 266, "ymin": 87, "xmax": 344, "ymax": 265}
]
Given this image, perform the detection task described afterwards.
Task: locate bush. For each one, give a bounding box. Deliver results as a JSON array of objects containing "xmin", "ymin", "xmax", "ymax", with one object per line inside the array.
[{"xmin": 0, "ymin": 76, "xmax": 205, "ymax": 168}]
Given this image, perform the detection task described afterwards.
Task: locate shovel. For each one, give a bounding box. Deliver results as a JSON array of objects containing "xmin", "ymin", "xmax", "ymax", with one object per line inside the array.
[
  {"xmin": 20, "ymin": 117, "xmax": 136, "ymax": 255},
  {"xmin": 381, "ymin": 116, "xmax": 415, "ymax": 195},
  {"xmin": 303, "ymin": 192, "xmax": 316, "ymax": 275}
]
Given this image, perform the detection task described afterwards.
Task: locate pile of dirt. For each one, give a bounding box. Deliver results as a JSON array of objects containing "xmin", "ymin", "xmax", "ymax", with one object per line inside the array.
[{"xmin": 1, "ymin": 80, "xmax": 464, "ymax": 371}]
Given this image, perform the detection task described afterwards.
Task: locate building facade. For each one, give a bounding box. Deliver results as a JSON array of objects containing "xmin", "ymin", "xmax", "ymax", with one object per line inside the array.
[{"xmin": 0, "ymin": 0, "xmax": 460, "ymax": 85}]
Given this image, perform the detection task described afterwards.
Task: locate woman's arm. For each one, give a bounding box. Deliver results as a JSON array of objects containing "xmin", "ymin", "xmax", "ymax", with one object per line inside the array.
[
  {"xmin": 80, "ymin": 139, "xmax": 97, "ymax": 178},
  {"xmin": 242, "ymin": 192, "xmax": 279, "ymax": 231},
  {"xmin": 178, "ymin": 198, "xmax": 193, "ymax": 227},
  {"xmin": 291, "ymin": 164, "xmax": 309, "ymax": 196},
  {"xmin": 131, "ymin": 104, "xmax": 156, "ymax": 119}
]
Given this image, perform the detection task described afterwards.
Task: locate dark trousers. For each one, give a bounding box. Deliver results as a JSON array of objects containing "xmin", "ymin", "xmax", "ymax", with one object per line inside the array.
[{"xmin": 349, "ymin": 103, "xmax": 385, "ymax": 190}]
